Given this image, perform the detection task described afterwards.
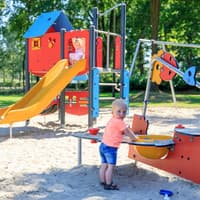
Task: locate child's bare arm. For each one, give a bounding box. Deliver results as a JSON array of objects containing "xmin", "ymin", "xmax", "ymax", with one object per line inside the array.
[{"xmin": 124, "ymin": 127, "xmax": 138, "ymax": 141}]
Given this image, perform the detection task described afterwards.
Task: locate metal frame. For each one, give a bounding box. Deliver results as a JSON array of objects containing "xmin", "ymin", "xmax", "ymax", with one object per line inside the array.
[
  {"xmin": 88, "ymin": 3, "xmax": 126, "ymax": 127},
  {"xmin": 128, "ymin": 39, "xmax": 200, "ymax": 184},
  {"xmin": 59, "ymin": 28, "xmax": 66, "ymax": 127},
  {"xmin": 130, "ymin": 38, "xmax": 200, "ymax": 117},
  {"xmin": 129, "ymin": 38, "xmax": 200, "ymax": 77}
]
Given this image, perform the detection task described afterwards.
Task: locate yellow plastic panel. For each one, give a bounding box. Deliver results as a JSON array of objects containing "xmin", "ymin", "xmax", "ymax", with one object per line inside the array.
[{"xmin": 0, "ymin": 59, "xmax": 86, "ymax": 124}]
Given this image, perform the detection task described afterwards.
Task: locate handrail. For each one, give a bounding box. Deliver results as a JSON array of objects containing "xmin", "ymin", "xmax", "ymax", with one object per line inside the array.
[
  {"xmin": 95, "ymin": 29, "xmax": 120, "ymax": 37},
  {"xmin": 139, "ymin": 38, "xmax": 200, "ymax": 48},
  {"xmin": 99, "ymin": 3, "xmax": 125, "ymax": 17}
]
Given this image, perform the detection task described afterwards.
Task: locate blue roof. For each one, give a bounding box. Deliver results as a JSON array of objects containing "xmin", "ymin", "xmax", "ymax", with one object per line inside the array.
[{"xmin": 24, "ymin": 10, "xmax": 73, "ymax": 38}]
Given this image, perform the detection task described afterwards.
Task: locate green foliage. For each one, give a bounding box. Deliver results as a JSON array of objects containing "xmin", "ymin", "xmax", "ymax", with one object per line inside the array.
[
  {"xmin": 0, "ymin": 0, "xmax": 199, "ymax": 91},
  {"xmin": 130, "ymin": 68, "xmax": 148, "ymax": 90},
  {"xmin": 159, "ymin": 0, "xmax": 200, "ymax": 68}
]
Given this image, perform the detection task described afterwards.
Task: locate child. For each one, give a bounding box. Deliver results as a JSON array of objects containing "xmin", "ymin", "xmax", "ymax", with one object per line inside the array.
[{"xmin": 99, "ymin": 99, "xmax": 138, "ymax": 190}]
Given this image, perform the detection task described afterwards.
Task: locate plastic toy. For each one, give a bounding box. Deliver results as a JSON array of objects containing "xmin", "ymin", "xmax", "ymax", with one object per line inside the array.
[
  {"xmin": 88, "ymin": 128, "xmax": 100, "ymax": 143},
  {"xmin": 160, "ymin": 189, "xmax": 173, "ymax": 200},
  {"xmin": 88, "ymin": 128, "xmax": 100, "ymax": 135}
]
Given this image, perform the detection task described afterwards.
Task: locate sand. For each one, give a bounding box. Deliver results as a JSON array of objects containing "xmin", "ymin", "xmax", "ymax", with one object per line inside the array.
[{"xmin": 0, "ymin": 106, "xmax": 200, "ymax": 200}]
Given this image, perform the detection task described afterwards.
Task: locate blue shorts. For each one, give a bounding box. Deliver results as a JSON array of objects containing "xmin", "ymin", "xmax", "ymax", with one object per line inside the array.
[{"xmin": 99, "ymin": 143, "xmax": 118, "ymax": 165}]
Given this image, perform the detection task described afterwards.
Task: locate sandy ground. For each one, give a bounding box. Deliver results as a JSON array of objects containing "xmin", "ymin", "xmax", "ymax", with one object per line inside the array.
[{"xmin": 0, "ymin": 106, "xmax": 200, "ymax": 200}]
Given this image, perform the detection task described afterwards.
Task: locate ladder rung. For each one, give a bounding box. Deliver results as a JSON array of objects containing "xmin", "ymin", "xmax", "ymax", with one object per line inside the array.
[
  {"xmin": 99, "ymin": 83, "xmax": 117, "ymax": 86},
  {"xmin": 99, "ymin": 97, "xmax": 116, "ymax": 101},
  {"xmin": 97, "ymin": 68, "xmax": 121, "ymax": 73}
]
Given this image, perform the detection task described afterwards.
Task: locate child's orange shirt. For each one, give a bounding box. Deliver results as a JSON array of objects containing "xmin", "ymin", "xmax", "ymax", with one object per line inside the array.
[{"xmin": 102, "ymin": 117, "xmax": 127, "ymax": 148}]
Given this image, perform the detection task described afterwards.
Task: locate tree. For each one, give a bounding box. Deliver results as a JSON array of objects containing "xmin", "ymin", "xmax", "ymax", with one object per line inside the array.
[
  {"xmin": 0, "ymin": 0, "xmax": 199, "ymax": 90},
  {"xmin": 151, "ymin": 0, "xmax": 160, "ymax": 54}
]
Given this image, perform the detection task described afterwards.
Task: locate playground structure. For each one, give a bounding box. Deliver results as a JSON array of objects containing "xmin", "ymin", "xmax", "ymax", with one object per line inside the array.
[
  {"xmin": 71, "ymin": 20, "xmax": 200, "ymax": 184},
  {"xmin": 0, "ymin": 2, "xmax": 200, "ymax": 185},
  {"xmin": 0, "ymin": 3, "xmax": 129, "ymax": 138},
  {"xmin": 74, "ymin": 37, "xmax": 200, "ymax": 184},
  {"xmin": 129, "ymin": 39, "xmax": 200, "ymax": 117},
  {"xmin": 127, "ymin": 39, "xmax": 200, "ymax": 184},
  {"xmin": 23, "ymin": 4, "xmax": 129, "ymax": 128}
]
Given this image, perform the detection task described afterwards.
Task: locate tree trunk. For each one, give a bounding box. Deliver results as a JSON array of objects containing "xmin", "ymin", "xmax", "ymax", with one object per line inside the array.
[
  {"xmin": 151, "ymin": 0, "xmax": 161, "ymax": 91},
  {"xmin": 151, "ymin": 0, "xmax": 160, "ymax": 54}
]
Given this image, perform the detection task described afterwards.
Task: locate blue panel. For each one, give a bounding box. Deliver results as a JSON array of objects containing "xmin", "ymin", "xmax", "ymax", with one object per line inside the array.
[
  {"xmin": 24, "ymin": 11, "xmax": 61, "ymax": 38},
  {"xmin": 122, "ymin": 70, "xmax": 130, "ymax": 108},
  {"xmin": 24, "ymin": 10, "xmax": 73, "ymax": 38},
  {"xmin": 73, "ymin": 74, "xmax": 88, "ymax": 81},
  {"xmin": 183, "ymin": 66, "xmax": 197, "ymax": 86},
  {"xmin": 54, "ymin": 12, "xmax": 73, "ymax": 32},
  {"xmin": 92, "ymin": 68, "xmax": 99, "ymax": 118}
]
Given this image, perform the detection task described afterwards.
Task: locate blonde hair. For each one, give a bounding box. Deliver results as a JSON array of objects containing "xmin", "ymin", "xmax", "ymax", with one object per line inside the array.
[{"xmin": 112, "ymin": 99, "xmax": 127, "ymax": 111}]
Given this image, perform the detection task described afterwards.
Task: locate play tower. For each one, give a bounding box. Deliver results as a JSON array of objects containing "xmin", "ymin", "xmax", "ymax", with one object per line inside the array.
[{"xmin": 23, "ymin": 3, "xmax": 130, "ymax": 127}]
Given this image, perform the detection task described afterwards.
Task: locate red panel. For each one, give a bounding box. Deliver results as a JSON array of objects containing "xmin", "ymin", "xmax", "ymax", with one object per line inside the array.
[
  {"xmin": 47, "ymin": 26, "xmax": 55, "ymax": 33},
  {"xmin": 28, "ymin": 32, "xmax": 61, "ymax": 76},
  {"xmin": 115, "ymin": 36, "xmax": 121, "ymax": 69},
  {"xmin": 28, "ymin": 38, "xmax": 43, "ymax": 75},
  {"xmin": 67, "ymin": 38, "xmax": 76, "ymax": 58},
  {"xmin": 64, "ymin": 30, "xmax": 89, "ymax": 75},
  {"xmin": 65, "ymin": 91, "xmax": 88, "ymax": 115},
  {"xmin": 160, "ymin": 52, "xmax": 178, "ymax": 81},
  {"xmin": 43, "ymin": 32, "xmax": 61, "ymax": 71},
  {"xmin": 131, "ymin": 114, "xmax": 149, "ymax": 135},
  {"xmin": 29, "ymin": 30, "xmax": 89, "ymax": 77},
  {"xmin": 128, "ymin": 131, "xmax": 200, "ymax": 184},
  {"xmin": 96, "ymin": 37, "xmax": 103, "ymax": 68}
]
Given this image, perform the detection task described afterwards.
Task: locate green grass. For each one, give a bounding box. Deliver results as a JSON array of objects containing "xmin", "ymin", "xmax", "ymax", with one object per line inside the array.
[
  {"xmin": 0, "ymin": 90, "xmax": 199, "ymax": 108},
  {"xmin": 0, "ymin": 94, "xmax": 23, "ymax": 107},
  {"xmin": 132, "ymin": 91, "xmax": 200, "ymax": 108},
  {"xmin": 100, "ymin": 90, "xmax": 200, "ymax": 108}
]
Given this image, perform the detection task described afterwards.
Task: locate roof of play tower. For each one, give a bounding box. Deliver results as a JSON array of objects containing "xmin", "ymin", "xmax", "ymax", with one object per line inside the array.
[{"xmin": 23, "ymin": 10, "xmax": 73, "ymax": 38}]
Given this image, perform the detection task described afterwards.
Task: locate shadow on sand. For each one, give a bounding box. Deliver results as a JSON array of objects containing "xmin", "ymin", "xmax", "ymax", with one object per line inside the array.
[{"xmin": 1, "ymin": 163, "xmax": 200, "ymax": 200}]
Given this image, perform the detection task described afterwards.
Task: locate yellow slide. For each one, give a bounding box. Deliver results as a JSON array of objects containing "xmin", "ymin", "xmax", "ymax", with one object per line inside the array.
[{"xmin": 0, "ymin": 59, "xmax": 86, "ymax": 125}]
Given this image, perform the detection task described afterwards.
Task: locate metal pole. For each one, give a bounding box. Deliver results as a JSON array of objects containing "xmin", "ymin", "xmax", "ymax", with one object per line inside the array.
[
  {"xmin": 78, "ymin": 138, "xmax": 82, "ymax": 165},
  {"xmin": 138, "ymin": 38, "xmax": 200, "ymax": 49},
  {"xmin": 25, "ymin": 39, "xmax": 30, "ymax": 126},
  {"xmin": 155, "ymin": 57, "xmax": 184, "ymax": 76},
  {"xmin": 79, "ymin": 8, "xmax": 98, "ymax": 166},
  {"xmin": 88, "ymin": 7, "xmax": 98, "ymax": 128},
  {"xmin": 25, "ymin": 39, "xmax": 30, "ymax": 93},
  {"xmin": 106, "ymin": 33, "xmax": 110, "ymax": 69},
  {"xmin": 92, "ymin": 7, "xmax": 98, "ymax": 32},
  {"xmin": 99, "ymin": 3, "xmax": 123, "ymax": 17},
  {"xmin": 88, "ymin": 25, "xmax": 96, "ymax": 128},
  {"xmin": 143, "ymin": 62, "xmax": 153, "ymax": 117},
  {"xmin": 129, "ymin": 39, "xmax": 141, "ymax": 78},
  {"xmin": 162, "ymin": 45, "xmax": 177, "ymax": 104},
  {"xmin": 60, "ymin": 28, "xmax": 66, "ymax": 127},
  {"xmin": 120, "ymin": 3, "xmax": 126, "ymax": 98},
  {"xmin": 96, "ymin": 29, "xmax": 119, "ymax": 36},
  {"xmin": 9, "ymin": 124, "xmax": 12, "ymax": 139},
  {"xmin": 169, "ymin": 80, "xmax": 177, "ymax": 104}
]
